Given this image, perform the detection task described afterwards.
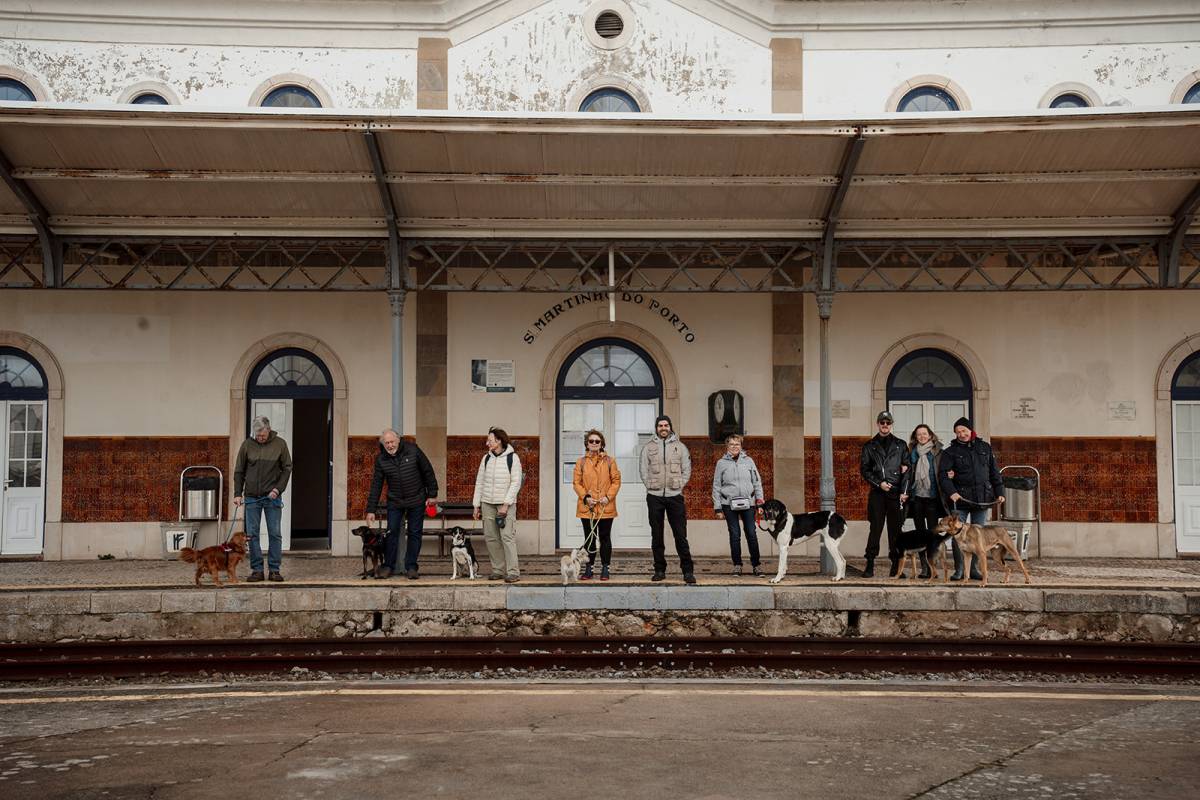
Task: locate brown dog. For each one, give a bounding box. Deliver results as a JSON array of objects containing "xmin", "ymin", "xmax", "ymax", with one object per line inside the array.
[
  {"xmin": 180, "ymin": 532, "xmax": 247, "ymax": 587},
  {"xmin": 933, "ymin": 515, "xmax": 1032, "ymax": 588}
]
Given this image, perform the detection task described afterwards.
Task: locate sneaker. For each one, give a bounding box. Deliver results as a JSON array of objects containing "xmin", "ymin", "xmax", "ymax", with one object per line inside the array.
[
  {"xmin": 684, "ymin": 573, "xmax": 697, "ymax": 585},
  {"xmin": 503, "ymin": 574, "xmax": 520, "ymax": 583},
  {"xmin": 268, "ymin": 571, "xmax": 284, "ymax": 583},
  {"xmin": 600, "ymin": 565, "xmax": 610, "ymax": 581},
  {"xmin": 731, "ymin": 565, "xmax": 743, "ymax": 576},
  {"xmin": 374, "ymin": 566, "xmax": 392, "ymax": 580},
  {"xmin": 247, "ymin": 571, "xmax": 265, "ymax": 583},
  {"xmin": 406, "ymin": 568, "xmax": 419, "ymax": 580},
  {"xmin": 651, "ymin": 571, "xmax": 666, "ymax": 582},
  {"xmin": 752, "ymin": 566, "xmax": 765, "ymax": 578},
  {"xmin": 488, "ymin": 573, "xmax": 505, "ymax": 581}
]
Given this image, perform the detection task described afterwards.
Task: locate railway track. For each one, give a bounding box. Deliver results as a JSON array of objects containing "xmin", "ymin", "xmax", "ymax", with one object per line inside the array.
[{"xmin": 2, "ymin": 638, "xmax": 1198, "ymax": 680}]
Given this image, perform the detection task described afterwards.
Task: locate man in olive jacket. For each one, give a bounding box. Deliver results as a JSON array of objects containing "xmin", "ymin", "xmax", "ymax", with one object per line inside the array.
[
  {"xmin": 860, "ymin": 410, "xmax": 906, "ymax": 578},
  {"xmin": 366, "ymin": 428, "xmax": 438, "ymax": 579},
  {"xmin": 234, "ymin": 416, "xmax": 293, "ymax": 582}
]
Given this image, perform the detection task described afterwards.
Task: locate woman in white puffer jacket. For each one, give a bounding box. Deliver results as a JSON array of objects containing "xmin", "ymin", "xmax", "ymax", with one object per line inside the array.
[{"xmin": 472, "ymin": 427, "xmax": 523, "ymax": 582}]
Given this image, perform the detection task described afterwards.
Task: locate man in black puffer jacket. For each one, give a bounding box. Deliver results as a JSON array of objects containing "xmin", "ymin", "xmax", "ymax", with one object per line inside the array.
[
  {"xmin": 937, "ymin": 416, "xmax": 1004, "ymax": 580},
  {"xmin": 860, "ymin": 411, "xmax": 907, "ymax": 578},
  {"xmin": 366, "ymin": 428, "xmax": 438, "ymax": 579}
]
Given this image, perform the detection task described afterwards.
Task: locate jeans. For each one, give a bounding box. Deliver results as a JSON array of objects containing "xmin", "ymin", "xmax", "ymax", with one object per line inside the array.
[
  {"xmin": 385, "ymin": 505, "xmax": 426, "ymax": 572},
  {"xmin": 647, "ymin": 493, "xmax": 693, "ymax": 575},
  {"xmin": 243, "ymin": 496, "xmax": 283, "ymax": 573},
  {"xmin": 580, "ymin": 517, "xmax": 613, "ymax": 566},
  {"xmin": 721, "ymin": 506, "xmax": 760, "ymax": 567},
  {"xmin": 955, "ymin": 507, "xmax": 989, "ymax": 577}
]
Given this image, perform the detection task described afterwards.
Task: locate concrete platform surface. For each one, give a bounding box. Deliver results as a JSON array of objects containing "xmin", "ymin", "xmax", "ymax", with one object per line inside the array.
[{"xmin": 1, "ymin": 680, "xmax": 1198, "ymax": 799}]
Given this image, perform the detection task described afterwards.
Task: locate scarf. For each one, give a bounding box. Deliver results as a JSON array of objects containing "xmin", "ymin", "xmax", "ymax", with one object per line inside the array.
[{"xmin": 912, "ymin": 441, "xmax": 935, "ymax": 497}]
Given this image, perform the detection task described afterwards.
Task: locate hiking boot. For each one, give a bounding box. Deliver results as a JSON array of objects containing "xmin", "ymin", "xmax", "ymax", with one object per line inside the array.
[
  {"xmin": 684, "ymin": 573, "xmax": 697, "ymax": 585},
  {"xmin": 731, "ymin": 565, "xmax": 743, "ymax": 576},
  {"xmin": 752, "ymin": 566, "xmax": 765, "ymax": 578},
  {"xmin": 651, "ymin": 571, "xmax": 666, "ymax": 582},
  {"xmin": 375, "ymin": 566, "xmax": 392, "ymax": 580},
  {"xmin": 488, "ymin": 573, "xmax": 504, "ymax": 581},
  {"xmin": 888, "ymin": 557, "xmax": 900, "ymax": 578},
  {"xmin": 600, "ymin": 565, "xmax": 610, "ymax": 581},
  {"xmin": 862, "ymin": 559, "xmax": 875, "ymax": 579},
  {"xmin": 247, "ymin": 570, "xmax": 265, "ymax": 583},
  {"xmin": 268, "ymin": 571, "xmax": 284, "ymax": 583},
  {"xmin": 503, "ymin": 574, "xmax": 520, "ymax": 583},
  {"xmin": 406, "ymin": 568, "xmax": 419, "ymax": 580},
  {"xmin": 580, "ymin": 564, "xmax": 594, "ymax": 581}
]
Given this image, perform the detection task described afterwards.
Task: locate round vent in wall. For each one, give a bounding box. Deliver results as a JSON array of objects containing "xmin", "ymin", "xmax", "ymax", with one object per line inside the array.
[{"xmin": 594, "ymin": 10, "xmax": 624, "ymax": 39}]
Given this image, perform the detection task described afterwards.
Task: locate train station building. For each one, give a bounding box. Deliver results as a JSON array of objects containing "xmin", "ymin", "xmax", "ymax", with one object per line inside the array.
[{"xmin": 0, "ymin": 0, "xmax": 1198, "ymax": 563}]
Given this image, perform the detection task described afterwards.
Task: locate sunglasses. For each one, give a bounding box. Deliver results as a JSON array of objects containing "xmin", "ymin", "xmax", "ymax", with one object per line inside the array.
[{"xmin": 586, "ymin": 439, "xmax": 602, "ymax": 444}]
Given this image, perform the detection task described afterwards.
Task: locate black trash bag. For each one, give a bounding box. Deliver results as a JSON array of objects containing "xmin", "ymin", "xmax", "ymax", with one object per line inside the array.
[
  {"xmin": 1002, "ymin": 475, "xmax": 1037, "ymax": 491},
  {"xmin": 182, "ymin": 476, "xmax": 220, "ymax": 491}
]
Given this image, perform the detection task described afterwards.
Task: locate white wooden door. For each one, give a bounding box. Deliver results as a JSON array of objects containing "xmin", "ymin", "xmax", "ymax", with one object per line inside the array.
[
  {"xmin": 251, "ymin": 399, "xmax": 293, "ymax": 551},
  {"xmin": 558, "ymin": 400, "xmax": 657, "ymax": 549},
  {"xmin": 1, "ymin": 400, "xmax": 46, "ymax": 555},
  {"xmin": 888, "ymin": 400, "xmax": 968, "ymax": 444},
  {"xmin": 1173, "ymin": 401, "xmax": 1200, "ymax": 553}
]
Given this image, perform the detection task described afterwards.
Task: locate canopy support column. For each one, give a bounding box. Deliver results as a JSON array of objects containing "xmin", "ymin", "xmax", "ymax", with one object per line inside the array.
[
  {"xmin": 0, "ymin": 147, "xmax": 61, "ymax": 287},
  {"xmin": 1160, "ymin": 181, "xmax": 1200, "ymax": 287}
]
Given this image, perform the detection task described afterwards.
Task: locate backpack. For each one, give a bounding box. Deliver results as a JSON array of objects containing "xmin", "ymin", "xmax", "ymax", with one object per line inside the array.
[{"xmin": 485, "ymin": 451, "xmax": 515, "ymax": 472}]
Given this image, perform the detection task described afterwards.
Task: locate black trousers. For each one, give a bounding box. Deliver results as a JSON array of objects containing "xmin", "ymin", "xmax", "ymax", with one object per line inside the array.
[
  {"xmin": 580, "ymin": 517, "xmax": 613, "ymax": 566},
  {"xmin": 865, "ymin": 488, "xmax": 903, "ymax": 561},
  {"xmin": 647, "ymin": 493, "xmax": 694, "ymax": 575},
  {"xmin": 907, "ymin": 495, "xmax": 942, "ymax": 532}
]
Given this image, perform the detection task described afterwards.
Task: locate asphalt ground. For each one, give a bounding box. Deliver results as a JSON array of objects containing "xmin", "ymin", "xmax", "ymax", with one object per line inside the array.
[{"xmin": 1, "ymin": 679, "xmax": 1197, "ymax": 799}]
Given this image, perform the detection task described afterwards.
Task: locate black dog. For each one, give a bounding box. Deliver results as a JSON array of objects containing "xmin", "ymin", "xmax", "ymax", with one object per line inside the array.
[
  {"xmin": 351, "ymin": 525, "xmax": 387, "ymax": 579},
  {"xmin": 894, "ymin": 526, "xmax": 953, "ymax": 581},
  {"xmin": 449, "ymin": 526, "xmax": 479, "ymax": 580},
  {"xmin": 756, "ymin": 499, "xmax": 848, "ymax": 582}
]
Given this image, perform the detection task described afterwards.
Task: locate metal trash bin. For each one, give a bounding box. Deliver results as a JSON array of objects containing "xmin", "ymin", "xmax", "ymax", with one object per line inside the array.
[
  {"xmin": 181, "ymin": 475, "xmax": 219, "ymax": 520},
  {"xmin": 1000, "ymin": 466, "xmax": 1041, "ymax": 559}
]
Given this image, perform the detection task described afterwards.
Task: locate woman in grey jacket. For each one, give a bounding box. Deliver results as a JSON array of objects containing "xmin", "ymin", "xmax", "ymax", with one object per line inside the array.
[{"xmin": 712, "ymin": 434, "xmax": 765, "ymax": 576}]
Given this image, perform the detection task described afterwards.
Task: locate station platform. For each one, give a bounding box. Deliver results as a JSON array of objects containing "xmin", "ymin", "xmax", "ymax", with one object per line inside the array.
[{"xmin": 2, "ymin": 555, "xmax": 1198, "ymax": 645}]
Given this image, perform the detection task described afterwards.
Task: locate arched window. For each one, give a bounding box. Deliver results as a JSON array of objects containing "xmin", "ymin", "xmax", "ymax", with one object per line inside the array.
[
  {"xmin": 897, "ymin": 86, "xmax": 959, "ymax": 113},
  {"xmin": 249, "ymin": 348, "xmax": 332, "ymax": 397},
  {"xmin": 579, "ymin": 87, "xmax": 640, "ymax": 113},
  {"xmin": 0, "ymin": 347, "xmax": 48, "ymax": 400},
  {"xmin": 131, "ymin": 92, "xmax": 169, "ymax": 105},
  {"xmin": 887, "ymin": 348, "xmax": 972, "ymax": 442},
  {"xmin": 261, "ymin": 85, "xmax": 322, "ymax": 108},
  {"xmin": 1173, "ymin": 351, "xmax": 1200, "ymax": 400},
  {"xmin": 557, "ymin": 339, "xmax": 660, "ymax": 399},
  {"xmin": 1050, "ymin": 92, "xmax": 1089, "ymax": 109},
  {"xmin": 1184, "ymin": 83, "xmax": 1200, "ymax": 105},
  {"xmin": 0, "ymin": 78, "xmax": 35, "ymax": 102}
]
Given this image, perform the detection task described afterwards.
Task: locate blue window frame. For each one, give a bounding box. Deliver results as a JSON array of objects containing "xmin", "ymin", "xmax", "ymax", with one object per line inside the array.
[
  {"xmin": 261, "ymin": 85, "xmax": 322, "ymax": 108},
  {"xmin": 887, "ymin": 348, "xmax": 972, "ymax": 403},
  {"xmin": 131, "ymin": 92, "xmax": 168, "ymax": 105},
  {"xmin": 897, "ymin": 86, "xmax": 959, "ymax": 113},
  {"xmin": 1184, "ymin": 82, "xmax": 1200, "ymax": 105},
  {"xmin": 579, "ymin": 87, "xmax": 640, "ymax": 113},
  {"xmin": 1172, "ymin": 351, "xmax": 1200, "ymax": 401},
  {"xmin": 0, "ymin": 78, "xmax": 35, "ymax": 102},
  {"xmin": 248, "ymin": 348, "xmax": 333, "ymax": 400},
  {"xmin": 1050, "ymin": 92, "xmax": 1089, "ymax": 109},
  {"xmin": 0, "ymin": 347, "xmax": 48, "ymax": 401},
  {"xmin": 556, "ymin": 339, "xmax": 661, "ymax": 400}
]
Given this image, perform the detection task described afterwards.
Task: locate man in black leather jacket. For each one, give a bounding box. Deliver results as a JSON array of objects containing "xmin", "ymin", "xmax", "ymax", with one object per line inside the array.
[{"xmin": 860, "ymin": 411, "xmax": 907, "ymax": 577}]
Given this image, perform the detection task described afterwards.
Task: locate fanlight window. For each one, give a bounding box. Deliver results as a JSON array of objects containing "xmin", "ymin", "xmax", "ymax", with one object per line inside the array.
[
  {"xmin": 1173, "ymin": 352, "xmax": 1200, "ymax": 400},
  {"xmin": 261, "ymin": 85, "xmax": 322, "ymax": 108},
  {"xmin": 0, "ymin": 350, "xmax": 45, "ymax": 392},
  {"xmin": 891, "ymin": 354, "xmax": 967, "ymax": 390},
  {"xmin": 253, "ymin": 353, "xmax": 329, "ymax": 387},
  {"xmin": 579, "ymin": 87, "xmax": 640, "ymax": 113},
  {"xmin": 897, "ymin": 86, "xmax": 959, "ymax": 112},
  {"xmin": 562, "ymin": 344, "xmax": 656, "ymax": 388}
]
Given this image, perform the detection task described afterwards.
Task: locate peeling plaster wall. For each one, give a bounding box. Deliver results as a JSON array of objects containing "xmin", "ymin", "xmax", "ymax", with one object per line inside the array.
[
  {"xmin": 805, "ymin": 44, "xmax": 1200, "ymax": 114},
  {"xmin": 450, "ymin": 0, "xmax": 770, "ymax": 113},
  {"xmin": 0, "ymin": 39, "xmax": 415, "ymax": 108}
]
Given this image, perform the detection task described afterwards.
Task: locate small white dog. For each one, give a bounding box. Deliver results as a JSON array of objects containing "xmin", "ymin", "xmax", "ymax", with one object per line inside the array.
[
  {"xmin": 449, "ymin": 527, "xmax": 478, "ymax": 580},
  {"xmin": 560, "ymin": 547, "xmax": 589, "ymax": 586}
]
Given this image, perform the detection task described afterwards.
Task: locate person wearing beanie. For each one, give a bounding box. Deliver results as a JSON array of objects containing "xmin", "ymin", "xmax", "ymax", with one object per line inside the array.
[
  {"xmin": 938, "ymin": 417, "xmax": 1005, "ymax": 581},
  {"xmin": 639, "ymin": 414, "xmax": 696, "ymax": 584},
  {"xmin": 859, "ymin": 410, "xmax": 907, "ymax": 578}
]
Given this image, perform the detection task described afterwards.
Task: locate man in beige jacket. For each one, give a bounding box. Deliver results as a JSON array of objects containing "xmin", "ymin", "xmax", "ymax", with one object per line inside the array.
[{"xmin": 639, "ymin": 414, "xmax": 696, "ymax": 584}]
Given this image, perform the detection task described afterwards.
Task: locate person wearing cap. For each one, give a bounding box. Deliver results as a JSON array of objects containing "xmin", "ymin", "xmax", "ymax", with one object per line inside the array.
[
  {"xmin": 938, "ymin": 416, "xmax": 1004, "ymax": 581},
  {"xmin": 860, "ymin": 410, "xmax": 907, "ymax": 578},
  {"xmin": 639, "ymin": 414, "xmax": 696, "ymax": 584}
]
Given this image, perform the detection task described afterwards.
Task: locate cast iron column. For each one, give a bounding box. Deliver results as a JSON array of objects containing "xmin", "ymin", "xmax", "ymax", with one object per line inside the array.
[{"xmin": 817, "ymin": 291, "xmax": 836, "ymax": 575}]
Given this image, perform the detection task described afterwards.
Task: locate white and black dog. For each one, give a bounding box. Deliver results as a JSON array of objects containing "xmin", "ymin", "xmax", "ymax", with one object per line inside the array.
[
  {"xmin": 756, "ymin": 499, "xmax": 848, "ymax": 583},
  {"xmin": 448, "ymin": 526, "xmax": 479, "ymax": 580}
]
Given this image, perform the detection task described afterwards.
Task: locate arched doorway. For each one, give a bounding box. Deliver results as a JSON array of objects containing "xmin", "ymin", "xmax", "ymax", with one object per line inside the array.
[
  {"xmin": 555, "ymin": 338, "xmax": 662, "ymax": 549},
  {"xmin": 0, "ymin": 347, "xmax": 48, "ymax": 555},
  {"xmin": 247, "ymin": 348, "xmax": 333, "ymax": 551},
  {"xmin": 886, "ymin": 348, "xmax": 973, "ymax": 443},
  {"xmin": 1171, "ymin": 350, "xmax": 1200, "ymax": 553}
]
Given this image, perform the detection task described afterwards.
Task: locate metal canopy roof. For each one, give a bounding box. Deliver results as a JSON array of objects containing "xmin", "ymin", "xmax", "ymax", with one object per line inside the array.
[{"xmin": 0, "ymin": 104, "xmax": 1198, "ymax": 241}]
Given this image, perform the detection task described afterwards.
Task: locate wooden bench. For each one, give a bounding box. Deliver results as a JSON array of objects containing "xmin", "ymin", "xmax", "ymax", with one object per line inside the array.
[{"xmin": 425, "ymin": 501, "xmax": 483, "ymax": 556}]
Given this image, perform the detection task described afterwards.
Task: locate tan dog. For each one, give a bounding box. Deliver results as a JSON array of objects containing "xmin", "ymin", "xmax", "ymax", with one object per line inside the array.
[{"xmin": 934, "ymin": 515, "xmax": 1032, "ymax": 588}]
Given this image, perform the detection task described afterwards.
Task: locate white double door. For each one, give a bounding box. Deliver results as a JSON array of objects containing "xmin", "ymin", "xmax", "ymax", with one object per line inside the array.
[
  {"xmin": 1, "ymin": 400, "xmax": 46, "ymax": 555},
  {"xmin": 249, "ymin": 399, "xmax": 293, "ymax": 552},
  {"xmin": 1174, "ymin": 401, "xmax": 1200, "ymax": 553},
  {"xmin": 888, "ymin": 400, "xmax": 968, "ymax": 446},
  {"xmin": 559, "ymin": 400, "xmax": 657, "ymax": 549}
]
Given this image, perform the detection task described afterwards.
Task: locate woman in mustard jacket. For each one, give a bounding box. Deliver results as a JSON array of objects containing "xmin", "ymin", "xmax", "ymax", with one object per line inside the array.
[{"xmin": 573, "ymin": 429, "xmax": 622, "ymax": 581}]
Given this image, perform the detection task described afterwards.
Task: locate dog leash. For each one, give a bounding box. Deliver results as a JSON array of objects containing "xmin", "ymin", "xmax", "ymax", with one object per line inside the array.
[
  {"xmin": 583, "ymin": 502, "xmax": 602, "ymax": 558},
  {"xmin": 952, "ymin": 497, "xmax": 1003, "ymax": 510},
  {"xmin": 222, "ymin": 502, "xmax": 242, "ymax": 545}
]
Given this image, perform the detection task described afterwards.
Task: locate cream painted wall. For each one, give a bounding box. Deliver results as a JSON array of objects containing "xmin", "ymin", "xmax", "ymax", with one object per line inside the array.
[
  {"xmin": 446, "ymin": 292, "xmax": 773, "ymax": 436},
  {"xmin": 0, "ymin": 291, "xmax": 416, "ymax": 437},
  {"xmin": 450, "ymin": 0, "xmax": 771, "ymax": 112},
  {"xmin": 802, "ymin": 291, "xmax": 1200, "ymax": 437}
]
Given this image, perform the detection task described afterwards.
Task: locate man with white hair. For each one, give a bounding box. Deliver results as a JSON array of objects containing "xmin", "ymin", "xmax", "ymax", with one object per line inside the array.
[
  {"xmin": 366, "ymin": 428, "xmax": 438, "ymax": 579},
  {"xmin": 234, "ymin": 416, "xmax": 293, "ymax": 582}
]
